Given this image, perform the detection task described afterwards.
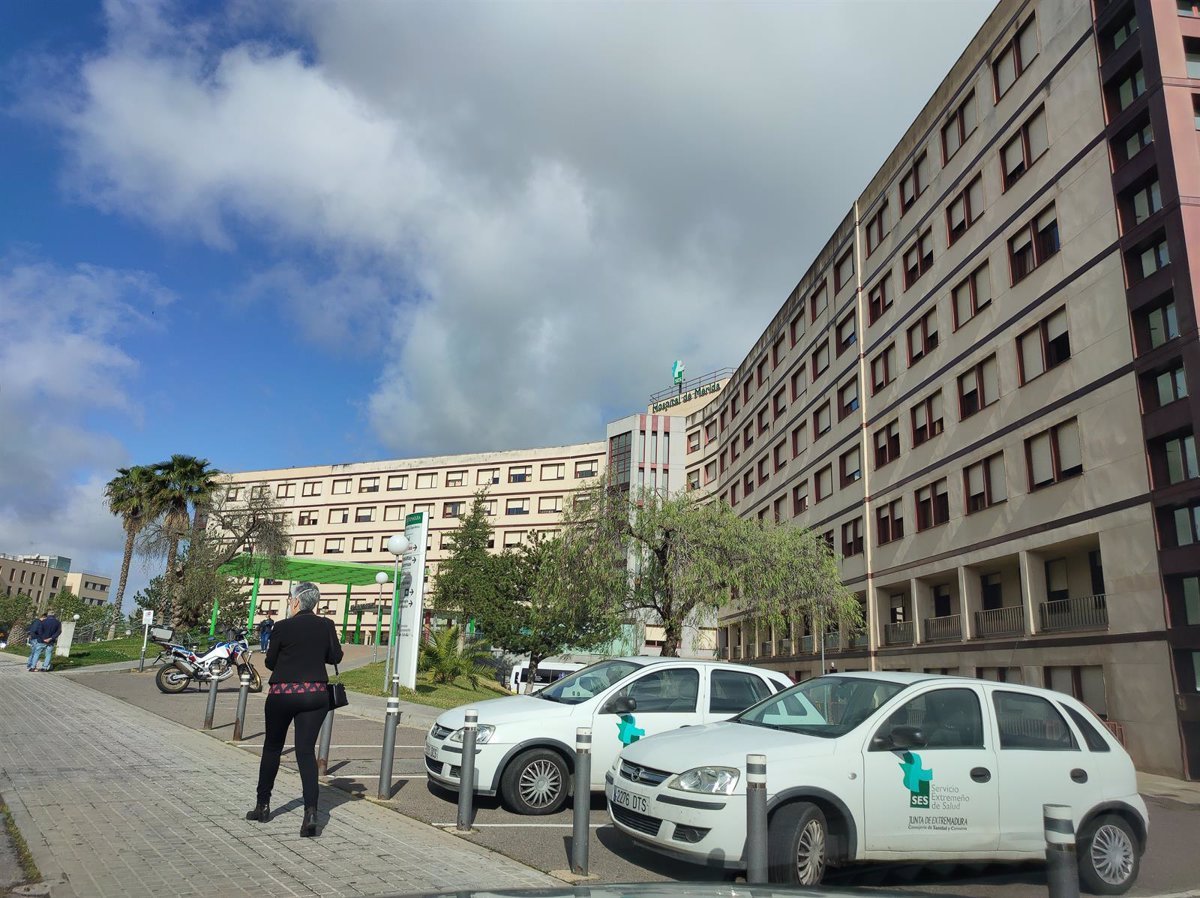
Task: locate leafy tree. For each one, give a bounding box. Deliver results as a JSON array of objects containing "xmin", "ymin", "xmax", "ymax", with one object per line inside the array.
[
  {"xmin": 553, "ymin": 476, "xmax": 861, "ymax": 657},
  {"xmin": 418, "ymin": 625, "xmax": 493, "ymax": 688},
  {"xmin": 132, "ymin": 575, "xmax": 172, "ymax": 625},
  {"xmin": 44, "ymin": 589, "xmax": 109, "ymax": 633},
  {"xmin": 144, "ymin": 455, "xmax": 221, "ymax": 626},
  {"xmin": 0, "ymin": 592, "xmax": 36, "ymax": 642},
  {"xmin": 104, "ymin": 464, "xmax": 158, "ymax": 637},
  {"xmin": 428, "ymin": 491, "xmax": 497, "ymax": 616}
]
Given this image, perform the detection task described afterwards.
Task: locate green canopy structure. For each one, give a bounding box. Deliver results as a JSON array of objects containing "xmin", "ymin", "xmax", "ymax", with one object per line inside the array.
[{"xmin": 217, "ymin": 553, "xmax": 397, "ymax": 644}]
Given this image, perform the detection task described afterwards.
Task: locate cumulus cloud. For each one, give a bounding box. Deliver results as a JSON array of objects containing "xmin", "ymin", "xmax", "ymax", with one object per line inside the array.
[
  {"xmin": 50, "ymin": 0, "xmax": 993, "ymax": 456},
  {"xmin": 0, "ymin": 257, "xmax": 171, "ymax": 589}
]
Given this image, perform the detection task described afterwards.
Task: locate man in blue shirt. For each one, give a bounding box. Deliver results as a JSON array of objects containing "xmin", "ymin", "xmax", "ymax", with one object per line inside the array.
[
  {"xmin": 32, "ymin": 611, "xmax": 61, "ymax": 671},
  {"xmin": 25, "ymin": 614, "xmax": 45, "ymax": 670}
]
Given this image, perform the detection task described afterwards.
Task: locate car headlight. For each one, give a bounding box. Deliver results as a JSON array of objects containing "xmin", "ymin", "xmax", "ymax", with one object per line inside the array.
[
  {"xmin": 668, "ymin": 766, "xmax": 740, "ymax": 795},
  {"xmin": 449, "ymin": 724, "xmax": 495, "ymax": 744}
]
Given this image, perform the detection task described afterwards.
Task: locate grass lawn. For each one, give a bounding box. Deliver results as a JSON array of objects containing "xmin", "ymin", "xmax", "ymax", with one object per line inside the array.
[
  {"xmin": 2, "ymin": 635, "xmax": 149, "ymax": 672},
  {"xmin": 339, "ymin": 662, "xmax": 511, "ymax": 709}
]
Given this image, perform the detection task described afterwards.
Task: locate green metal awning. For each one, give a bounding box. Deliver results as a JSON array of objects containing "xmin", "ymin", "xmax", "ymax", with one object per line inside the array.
[{"xmin": 218, "ymin": 553, "xmax": 394, "ymax": 586}]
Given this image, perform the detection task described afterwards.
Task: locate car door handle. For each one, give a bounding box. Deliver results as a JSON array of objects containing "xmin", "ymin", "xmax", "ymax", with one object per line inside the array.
[
  {"xmin": 1071, "ymin": 768, "xmax": 1088, "ymax": 784},
  {"xmin": 970, "ymin": 767, "xmax": 991, "ymax": 783}
]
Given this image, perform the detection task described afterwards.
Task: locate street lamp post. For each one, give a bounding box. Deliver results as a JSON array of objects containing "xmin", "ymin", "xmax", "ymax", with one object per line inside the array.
[
  {"xmin": 385, "ymin": 534, "xmax": 411, "ymax": 696},
  {"xmin": 373, "ymin": 570, "xmax": 389, "ymax": 663}
]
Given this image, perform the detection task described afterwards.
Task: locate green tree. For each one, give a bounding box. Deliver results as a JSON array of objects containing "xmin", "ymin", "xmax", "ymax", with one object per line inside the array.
[
  {"xmin": 429, "ymin": 491, "xmax": 497, "ymax": 617},
  {"xmin": 45, "ymin": 589, "xmax": 109, "ymax": 634},
  {"xmin": 553, "ymin": 476, "xmax": 860, "ymax": 657},
  {"xmin": 146, "ymin": 455, "xmax": 220, "ymax": 627},
  {"xmin": 132, "ymin": 575, "xmax": 172, "ymax": 625},
  {"xmin": 418, "ymin": 625, "xmax": 493, "ymax": 687},
  {"xmin": 104, "ymin": 464, "xmax": 157, "ymax": 638},
  {"xmin": 0, "ymin": 592, "xmax": 36, "ymax": 643}
]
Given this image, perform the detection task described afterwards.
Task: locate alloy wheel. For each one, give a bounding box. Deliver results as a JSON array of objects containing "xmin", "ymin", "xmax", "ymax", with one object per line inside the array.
[
  {"xmin": 517, "ymin": 759, "xmax": 562, "ymax": 809},
  {"xmin": 1091, "ymin": 823, "xmax": 1135, "ymax": 886},
  {"xmin": 795, "ymin": 818, "xmax": 827, "ymax": 884}
]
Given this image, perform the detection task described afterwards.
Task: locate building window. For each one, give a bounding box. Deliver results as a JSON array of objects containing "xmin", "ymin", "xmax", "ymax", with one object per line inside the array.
[
  {"xmin": 993, "ymin": 16, "xmax": 1038, "ymax": 100},
  {"xmin": 360, "ymin": 476, "xmax": 380, "ymax": 493},
  {"xmin": 704, "ymin": 461, "xmax": 717, "ymax": 484},
  {"xmin": 758, "ymin": 406, "xmax": 771, "ymax": 436},
  {"xmin": 444, "ymin": 470, "xmax": 465, "ymax": 487},
  {"xmin": 226, "ymin": 488, "xmax": 241, "ymax": 501},
  {"xmin": 1104, "ymin": 11, "xmax": 1139, "ymax": 56},
  {"xmin": 790, "ymin": 365, "xmax": 807, "ymax": 401},
  {"xmin": 1144, "ymin": 298, "xmax": 1180, "ymax": 351},
  {"xmin": 352, "ymin": 537, "xmax": 372, "ymax": 553},
  {"xmin": 915, "ymin": 479, "xmax": 951, "ymax": 531},
  {"xmin": 1183, "ymin": 0, "xmax": 1200, "ymax": 16},
  {"xmin": 1136, "ymin": 237, "xmax": 1171, "ymax": 280},
  {"xmin": 324, "ymin": 538, "xmax": 344, "ymax": 554},
  {"xmin": 812, "ymin": 341, "xmax": 830, "ymax": 378},
  {"xmin": 772, "ymin": 334, "xmax": 787, "ymax": 368},
  {"xmin": 814, "ymin": 466, "xmax": 833, "ymax": 503},
  {"xmin": 383, "ymin": 505, "xmax": 405, "ymax": 521},
  {"xmin": 838, "ymin": 377, "xmax": 860, "ymax": 420},
  {"xmin": 773, "ymin": 496, "xmax": 786, "ymax": 523},
  {"xmin": 276, "ymin": 483, "xmax": 295, "ymax": 499},
  {"xmin": 1170, "ymin": 503, "xmax": 1200, "ymax": 546},
  {"xmin": 298, "ymin": 511, "xmax": 317, "ymax": 526},
  {"xmin": 912, "ymin": 391, "xmax": 945, "ymax": 446},
  {"xmin": 840, "ymin": 446, "xmax": 862, "ymax": 486},
  {"xmin": 1027, "ymin": 418, "xmax": 1084, "ymax": 489},
  {"xmin": 773, "ymin": 439, "xmax": 788, "ymax": 472},
  {"xmin": 841, "ymin": 518, "xmax": 864, "ymax": 557},
  {"xmin": 835, "ymin": 250, "xmax": 854, "ymax": 292},
  {"xmin": 1018, "ymin": 308, "xmax": 1071, "ymax": 384},
  {"xmin": 506, "ymin": 498, "xmax": 530, "ymax": 516},
  {"xmin": 866, "ymin": 201, "xmax": 890, "ymax": 256},
  {"xmin": 1145, "ymin": 362, "xmax": 1189, "ymax": 409},
  {"xmin": 250, "ymin": 484, "xmax": 270, "ymax": 500},
  {"xmin": 791, "ymin": 422, "xmax": 807, "ymax": 457},
  {"xmin": 503, "ymin": 531, "xmax": 523, "ymax": 549},
  {"xmin": 477, "ymin": 468, "xmax": 500, "ymax": 486},
  {"xmin": 743, "ymin": 422, "xmax": 755, "ymax": 449},
  {"xmin": 810, "ymin": 281, "xmax": 828, "ymax": 321},
  {"xmin": 952, "ymin": 262, "xmax": 992, "ymax": 329},
  {"xmin": 509, "ymin": 466, "xmax": 532, "ymax": 483},
  {"xmin": 442, "ymin": 501, "xmax": 464, "ymax": 519},
  {"xmin": 871, "ymin": 343, "xmax": 897, "ymax": 394},
  {"xmin": 1188, "ymin": 39, "xmax": 1200, "ymax": 78},
  {"xmin": 903, "ymin": 229, "xmax": 934, "ymax": 289},
  {"xmin": 877, "ymin": 499, "xmax": 904, "ymax": 545},
  {"xmin": 355, "ymin": 506, "xmax": 375, "ymax": 523},
  {"xmin": 705, "ymin": 421, "xmax": 717, "ymax": 444},
  {"xmin": 743, "ymin": 471, "xmax": 755, "ymax": 498},
  {"xmin": 383, "ymin": 474, "xmax": 405, "ymax": 491},
  {"xmin": 538, "ymin": 495, "xmax": 563, "ymax": 513},
  {"xmin": 332, "ymin": 479, "xmax": 351, "ymax": 495},
  {"xmin": 942, "ymin": 91, "xmax": 978, "ymax": 163},
  {"xmin": 295, "ymin": 539, "xmax": 314, "ymax": 555},
  {"xmin": 1161, "ymin": 432, "xmax": 1200, "ymax": 485},
  {"xmin": 868, "ymin": 272, "xmax": 893, "ymax": 323},
  {"xmin": 1114, "ymin": 115, "xmax": 1153, "ymax": 167},
  {"xmin": 416, "ymin": 473, "xmax": 437, "ymax": 489},
  {"xmin": 1001, "ymin": 106, "xmax": 1048, "ymax": 190},
  {"xmin": 790, "ymin": 309, "xmax": 806, "ymax": 345},
  {"xmin": 540, "ymin": 463, "xmax": 565, "ymax": 481},
  {"xmin": 757, "ymin": 457, "xmax": 770, "ymax": 486},
  {"xmin": 958, "ymin": 355, "xmax": 999, "ymax": 419},
  {"xmin": 686, "ymin": 470, "xmax": 700, "ymax": 491},
  {"xmin": 687, "ymin": 431, "xmax": 701, "ymax": 454},
  {"xmin": 773, "ymin": 387, "xmax": 787, "ymax": 419},
  {"xmin": 413, "ymin": 502, "xmax": 434, "ymax": 520},
  {"xmin": 329, "ymin": 507, "xmax": 349, "ymax": 525},
  {"xmin": 947, "ymin": 174, "xmax": 985, "ymax": 246},
  {"xmin": 964, "ymin": 453, "xmax": 1007, "ymax": 513},
  {"xmin": 813, "ymin": 402, "xmax": 832, "ymax": 438},
  {"xmin": 575, "ymin": 459, "xmax": 599, "ymax": 478},
  {"xmin": 836, "ymin": 312, "xmax": 856, "ymax": 355},
  {"xmin": 899, "ymin": 151, "xmax": 931, "ymax": 213},
  {"xmin": 793, "ymin": 482, "xmax": 809, "ymax": 515},
  {"xmin": 875, "ymin": 420, "xmax": 901, "ymax": 469},
  {"xmin": 1123, "ymin": 177, "xmax": 1163, "ymax": 231},
  {"xmin": 1009, "ymin": 206, "xmax": 1059, "ymax": 283},
  {"xmin": 907, "ymin": 308, "xmax": 939, "ymax": 366},
  {"xmin": 1111, "ymin": 64, "xmax": 1147, "ymax": 114}
]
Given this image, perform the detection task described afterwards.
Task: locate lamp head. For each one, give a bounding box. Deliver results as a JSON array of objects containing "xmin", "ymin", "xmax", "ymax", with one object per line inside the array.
[
  {"xmin": 386, "ymin": 534, "xmax": 410, "ymax": 557},
  {"xmin": 375, "ymin": 571, "xmax": 389, "ymax": 585}
]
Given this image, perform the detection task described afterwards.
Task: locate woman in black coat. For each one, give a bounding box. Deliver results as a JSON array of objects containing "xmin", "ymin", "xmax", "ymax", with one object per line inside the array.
[{"xmin": 246, "ymin": 582, "xmax": 343, "ymax": 836}]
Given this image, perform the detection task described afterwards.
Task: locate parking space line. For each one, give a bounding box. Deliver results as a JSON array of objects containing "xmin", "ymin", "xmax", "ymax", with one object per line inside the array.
[
  {"xmin": 236, "ymin": 744, "xmax": 422, "ymax": 749},
  {"xmin": 433, "ymin": 822, "xmax": 607, "ymax": 828},
  {"xmin": 324, "ymin": 774, "xmax": 427, "ymax": 779}
]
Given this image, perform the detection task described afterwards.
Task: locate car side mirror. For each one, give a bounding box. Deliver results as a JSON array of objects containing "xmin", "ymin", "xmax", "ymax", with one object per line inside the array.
[
  {"xmin": 602, "ymin": 695, "xmax": 637, "ymax": 715},
  {"xmin": 888, "ymin": 725, "xmax": 927, "ymax": 750}
]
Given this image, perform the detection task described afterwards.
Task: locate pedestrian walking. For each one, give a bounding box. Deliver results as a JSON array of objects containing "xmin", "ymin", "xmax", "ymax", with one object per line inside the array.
[
  {"xmin": 25, "ymin": 614, "xmax": 45, "ymax": 671},
  {"xmin": 257, "ymin": 614, "xmax": 274, "ymax": 652},
  {"xmin": 246, "ymin": 582, "xmax": 343, "ymax": 837},
  {"xmin": 34, "ymin": 611, "xmax": 62, "ymax": 671}
]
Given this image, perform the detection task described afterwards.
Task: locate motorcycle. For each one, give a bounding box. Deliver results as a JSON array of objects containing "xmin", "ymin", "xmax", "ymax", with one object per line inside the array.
[{"xmin": 152, "ymin": 628, "xmax": 263, "ymax": 694}]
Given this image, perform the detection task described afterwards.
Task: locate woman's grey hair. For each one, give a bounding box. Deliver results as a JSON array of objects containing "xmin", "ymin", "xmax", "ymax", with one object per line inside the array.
[{"xmin": 291, "ymin": 582, "xmax": 321, "ymax": 612}]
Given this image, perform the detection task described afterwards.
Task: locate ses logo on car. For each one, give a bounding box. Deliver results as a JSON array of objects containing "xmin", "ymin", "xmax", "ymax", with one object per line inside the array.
[{"xmin": 899, "ymin": 751, "xmax": 933, "ymax": 808}]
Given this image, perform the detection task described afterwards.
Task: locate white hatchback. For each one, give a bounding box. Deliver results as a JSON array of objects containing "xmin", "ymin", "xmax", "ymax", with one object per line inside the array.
[
  {"xmin": 606, "ymin": 673, "xmax": 1149, "ymax": 894},
  {"xmin": 425, "ymin": 657, "xmax": 792, "ymax": 814}
]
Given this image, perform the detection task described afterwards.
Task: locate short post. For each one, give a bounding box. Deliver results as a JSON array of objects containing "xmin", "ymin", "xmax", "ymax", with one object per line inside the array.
[
  {"xmin": 571, "ymin": 727, "xmax": 592, "ymax": 875},
  {"xmin": 745, "ymin": 753, "xmax": 769, "ymax": 884},
  {"xmin": 1044, "ymin": 804, "xmax": 1080, "ymax": 898},
  {"xmin": 231, "ymin": 672, "xmax": 251, "ymax": 741},
  {"xmin": 202, "ymin": 676, "xmax": 220, "ymax": 730},
  {"xmin": 377, "ymin": 697, "xmax": 400, "ymax": 800},
  {"xmin": 456, "ymin": 709, "xmax": 478, "ymax": 832},
  {"xmin": 317, "ymin": 709, "xmax": 335, "ymax": 776}
]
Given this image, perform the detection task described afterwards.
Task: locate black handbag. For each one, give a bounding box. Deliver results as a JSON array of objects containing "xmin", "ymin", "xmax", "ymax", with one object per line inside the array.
[{"xmin": 328, "ymin": 665, "xmax": 349, "ymax": 709}]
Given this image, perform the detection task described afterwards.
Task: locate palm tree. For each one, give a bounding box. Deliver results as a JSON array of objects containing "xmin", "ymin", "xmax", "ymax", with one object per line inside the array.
[
  {"xmin": 418, "ymin": 625, "xmax": 493, "ymax": 688},
  {"xmin": 103, "ymin": 465, "xmax": 157, "ymax": 637},
  {"xmin": 151, "ymin": 455, "xmax": 220, "ymax": 627}
]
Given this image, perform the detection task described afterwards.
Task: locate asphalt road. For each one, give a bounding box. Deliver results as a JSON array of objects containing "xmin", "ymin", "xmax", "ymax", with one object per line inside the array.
[{"xmin": 73, "ymin": 668, "xmax": 1200, "ymax": 896}]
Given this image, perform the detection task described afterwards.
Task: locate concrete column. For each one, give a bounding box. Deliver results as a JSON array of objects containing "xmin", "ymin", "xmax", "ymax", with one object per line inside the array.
[
  {"xmin": 1019, "ymin": 550, "xmax": 1042, "ymax": 635},
  {"xmin": 959, "ymin": 565, "xmax": 977, "ymax": 640},
  {"xmin": 909, "ymin": 578, "xmax": 923, "ymax": 645}
]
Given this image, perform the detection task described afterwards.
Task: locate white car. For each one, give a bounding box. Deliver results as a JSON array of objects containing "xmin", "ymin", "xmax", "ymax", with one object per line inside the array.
[
  {"xmin": 606, "ymin": 672, "xmax": 1148, "ymax": 894},
  {"xmin": 425, "ymin": 657, "xmax": 792, "ymax": 814}
]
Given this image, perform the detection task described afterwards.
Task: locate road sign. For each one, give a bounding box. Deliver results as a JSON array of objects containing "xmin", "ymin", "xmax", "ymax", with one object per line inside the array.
[
  {"xmin": 142, "ymin": 609, "xmax": 154, "ymax": 625},
  {"xmin": 350, "ymin": 603, "xmax": 390, "ymax": 614}
]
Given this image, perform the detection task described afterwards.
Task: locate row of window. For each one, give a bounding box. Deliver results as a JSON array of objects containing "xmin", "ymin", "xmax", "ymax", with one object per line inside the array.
[
  {"xmin": 294, "ymin": 528, "xmax": 558, "ymax": 556},
  {"xmin": 288, "ymin": 494, "xmax": 569, "ymax": 526}
]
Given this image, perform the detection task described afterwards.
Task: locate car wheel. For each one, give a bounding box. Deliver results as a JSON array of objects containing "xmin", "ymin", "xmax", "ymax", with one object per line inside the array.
[
  {"xmin": 500, "ymin": 748, "xmax": 569, "ymax": 815},
  {"xmin": 768, "ymin": 801, "xmax": 828, "ymax": 885},
  {"xmin": 1078, "ymin": 814, "xmax": 1139, "ymax": 895}
]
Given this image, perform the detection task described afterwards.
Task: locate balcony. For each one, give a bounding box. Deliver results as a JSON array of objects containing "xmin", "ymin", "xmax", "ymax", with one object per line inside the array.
[
  {"xmin": 1039, "ymin": 594, "xmax": 1109, "ymax": 632},
  {"xmin": 800, "ymin": 635, "xmax": 814, "ymax": 654},
  {"xmin": 847, "ymin": 632, "xmax": 868, "ymax": 649},
  {"xmin": 883, "ymin": 621, "xmax": 914, "ymax": 645},
  {"xmin": 760, "ymin": 641, "xmax": 773, "ymax": 657},
  {"xmin": 824, "ymin": 632, "xmax": 842, "ymax": 652},
  {"xmin": 923, "ymin": 614, "xmax": 962, "ymax": 642},
  {"xmin": 975, "ymin": 605, "xmax": 1025, "ymax": 638},
  {"xmin": 776, "ymin": 638, "xmax": 792, "ymax": 656}
]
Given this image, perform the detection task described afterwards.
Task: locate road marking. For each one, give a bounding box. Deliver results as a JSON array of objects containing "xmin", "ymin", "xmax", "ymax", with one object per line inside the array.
[
  {"xmin": 325, "ymin": 774, "xmax": 427, "ymax": 780},
  {"xmin": 236, "ymin": 744, "xmax": 423, "ymax": 749},
  {"xmin": 433, "ymin": 822, "xmax": 606, "ymax": 829}
]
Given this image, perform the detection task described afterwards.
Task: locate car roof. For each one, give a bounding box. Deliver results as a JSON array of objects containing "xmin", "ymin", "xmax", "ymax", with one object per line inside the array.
[{"xmin": 603, "ymin": 656, "xmax": 789, "ymax": 677}]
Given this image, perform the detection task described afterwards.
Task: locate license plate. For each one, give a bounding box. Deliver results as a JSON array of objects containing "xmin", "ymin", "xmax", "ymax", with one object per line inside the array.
[
  {"xmin": 611, "ymin": 786, "xmax": 648, "ymax": 814},
  {"xmin": 425, "ymin": 740, "xmax": 439, "ymax": 761}
]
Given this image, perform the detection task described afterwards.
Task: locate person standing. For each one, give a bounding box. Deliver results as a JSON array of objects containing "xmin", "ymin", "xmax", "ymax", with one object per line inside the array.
[
  {"xmin": 257, "ymin": 614, "xmax": 274, "ymax": 652},
  {"xmin": 25, "ymin": 613, "xmax": 45, "ymax": 671},
  {"xmin": 35, "ymin": 611, "xmax": 62, "ymax": 671},
  {"xmin": 246, "ymin": 583, "xmax": 342, "ymax": 837}
]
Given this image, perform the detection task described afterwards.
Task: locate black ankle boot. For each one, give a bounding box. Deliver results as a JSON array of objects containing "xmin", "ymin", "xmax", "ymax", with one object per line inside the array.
[
  {"xmin": 300, "ymin": 807, "xmax": 318, "ymax": 837},
  {"xmin": 245, "ymin": 802, "xmax": 270, "ymax": 822}
]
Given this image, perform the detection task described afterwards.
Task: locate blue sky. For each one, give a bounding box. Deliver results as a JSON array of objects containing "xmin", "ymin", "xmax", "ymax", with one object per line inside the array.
[{"xmin": 0, "ymin": 0, "xmax": 994, "ymax": 594}]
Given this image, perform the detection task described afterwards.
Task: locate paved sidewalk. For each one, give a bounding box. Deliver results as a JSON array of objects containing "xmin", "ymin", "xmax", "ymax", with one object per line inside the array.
[{"xmin": 0, "ymin": 654, "xmax": 555, "ymax": 898}]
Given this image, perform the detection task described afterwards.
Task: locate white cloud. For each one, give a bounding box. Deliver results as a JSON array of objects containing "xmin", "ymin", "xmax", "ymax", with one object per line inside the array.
[{"xmin": 50, "ymin": 0, "xmax": 995, "ymax": 456}]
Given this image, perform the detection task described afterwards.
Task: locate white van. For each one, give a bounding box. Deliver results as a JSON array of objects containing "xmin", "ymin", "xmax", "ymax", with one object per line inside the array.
[{"xmin": 507, "ymin": 660, "xmax": 585, "ymax": 693}]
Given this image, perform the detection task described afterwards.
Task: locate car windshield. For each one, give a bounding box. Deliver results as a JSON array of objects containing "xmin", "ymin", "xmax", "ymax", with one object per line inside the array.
[
  {"xmin": 734, "ymin": 676, "xmax": 907, "ymax": 738},
  {"xmin": 537, "ymin": 659, "xmax": 643, "ymax": 704}
]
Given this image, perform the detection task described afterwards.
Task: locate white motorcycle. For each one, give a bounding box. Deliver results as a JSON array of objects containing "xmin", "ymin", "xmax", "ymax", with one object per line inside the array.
[{"xmin": 153, "ymin": 629, "xmax": 262, "ymax": 694}]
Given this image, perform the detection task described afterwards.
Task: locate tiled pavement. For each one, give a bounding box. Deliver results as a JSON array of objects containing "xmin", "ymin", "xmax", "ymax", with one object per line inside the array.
[{"xmin": 0, "ymin": 654, "xmax": 556, "ymax": 898}]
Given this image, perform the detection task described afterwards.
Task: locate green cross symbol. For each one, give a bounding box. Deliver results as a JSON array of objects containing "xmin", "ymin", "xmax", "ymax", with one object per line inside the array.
[
  {"xmin": 671, "ymin": 360, "xmax": 685, "ymax": 384},
  {"xmin": 898, "ymin": 751, "xmax": 933, "ymax": 793},
  {"xmin": 617, "ymin": 714, "xmax": 645, "ymax": 745}
]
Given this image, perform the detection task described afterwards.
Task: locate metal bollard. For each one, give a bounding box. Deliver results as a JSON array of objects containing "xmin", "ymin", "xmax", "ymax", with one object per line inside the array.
[
  {"xmin": 317, "ymin": 709, "xmax": 335, "ymax": 776},
  {"xmin": 202, "ymin": 676, "xmax": 220, "ymax": 730},
  {"xmin": 232, "ymin": 672, "xmax": 251, "ymax": 741},
  {"xmin": 377, "ymin": 697, "xmax": 400, "ymax": 800},
  {"xmin": 391, "ymin": 674, "xmax": 401, "ymax": 699},
  {"xmin": 456, "ymin": 709, "xmax": 478, "ymax": 831},
  {"xmin": 745, "ymin": 753, "xmax": 769, "ymax": 884},
  {"xmin": 571, "ymin": 727, "xmax": 592, "ymax": 875},
  {"xmin": 1044, "ymin": 804, "xmax": 1080, "ymax": 898}
]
